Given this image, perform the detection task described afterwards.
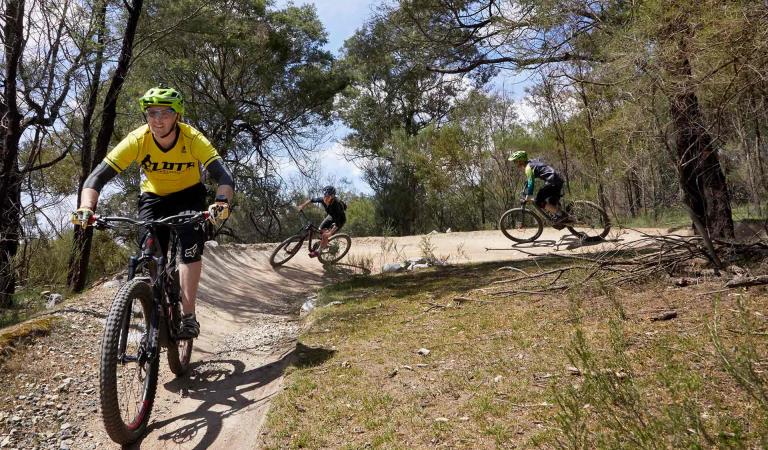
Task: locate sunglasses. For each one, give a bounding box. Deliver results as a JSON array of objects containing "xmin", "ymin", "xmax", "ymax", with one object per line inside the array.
[{"xmin": 145, "ymin": 108, "xmax": 177, "ymax": 119}]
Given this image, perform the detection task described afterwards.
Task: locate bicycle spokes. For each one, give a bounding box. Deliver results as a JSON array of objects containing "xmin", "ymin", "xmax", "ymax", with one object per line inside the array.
[{"xmin": 116, "ymin": 298, "xmax": 151, "ymax": 428}]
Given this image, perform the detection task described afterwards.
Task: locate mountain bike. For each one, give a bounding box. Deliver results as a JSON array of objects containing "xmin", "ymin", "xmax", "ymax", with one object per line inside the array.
[
  {"xmin": 269, "ymin": 211, "xmax": 352, "ymax": 267},
  {"xmin": 499, "ymin": 197, "xmax": 610, "ymax": 243},
  {"xmin": 89, "ymin": 211, "xmax": 211, "ymax": 445}
]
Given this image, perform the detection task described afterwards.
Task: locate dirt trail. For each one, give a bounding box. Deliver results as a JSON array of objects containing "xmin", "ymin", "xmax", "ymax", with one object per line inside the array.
[
  {"xmin": 117, "ymin": 227, "xmax": 659, "ymax": 449},
  {"xmin": 1, "ymin": 227, "xmax": 665, "ymax": 449}
]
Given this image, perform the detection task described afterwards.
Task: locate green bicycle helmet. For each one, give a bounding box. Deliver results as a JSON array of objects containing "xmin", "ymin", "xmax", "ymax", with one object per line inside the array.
[
  {"xmin": 138, "ymin": 86, "xmax": 185, "ymax": 115},
  {"xmin": 508, "ymin": 150, "xmax": 528, "ymax": 162}
]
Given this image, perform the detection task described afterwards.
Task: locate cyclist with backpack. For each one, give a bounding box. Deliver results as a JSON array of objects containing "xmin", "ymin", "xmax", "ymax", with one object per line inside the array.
[
  {"xmin": 71, "ymin": 86, "xmax": 235, "ymax": 339},
  {"xmin": 508, "ymin": 150, "xmax": 569, "ymax": 226},
  {"xmin": 298, "ymin": 185, "xmax": 346, "ymax": 257}
]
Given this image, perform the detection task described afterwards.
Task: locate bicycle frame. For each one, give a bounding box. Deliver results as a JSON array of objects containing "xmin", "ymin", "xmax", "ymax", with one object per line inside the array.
[
  {"xmin": 95, "ymin": 212, "xmax": 207, "ymax": 360},
  {"xmin": 519, "ymin": 200, "xmax": 561, "ymax": 225},
  {"xmin": 297, "ymin": 211, "xmax": 326, "ymax": 252}
]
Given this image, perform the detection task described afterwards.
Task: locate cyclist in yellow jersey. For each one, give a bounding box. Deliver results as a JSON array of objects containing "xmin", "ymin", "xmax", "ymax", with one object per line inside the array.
[{"xmin": 72, "ymin": 86, "xmax": 235, "ymax": 338}]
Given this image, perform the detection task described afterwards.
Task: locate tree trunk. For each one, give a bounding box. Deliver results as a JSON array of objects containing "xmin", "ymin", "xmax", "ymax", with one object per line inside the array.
[
  {"xmin": 67, "ymin": 0, "xmax": 144, "ymax": 291},
  {"xmin": 0, "ymin": 0, "xmax": 26, "ymax": 307},
  {"xmin": 577, "ymin": 79, "xmax": 607, "ymax": 209},
  {"xmin": 67, "ymin": 0, "xmax": 107, "ymax": 292},
  {"xmin": 668, "ymin": 54, "xmax": 734, "ymax": 239}
]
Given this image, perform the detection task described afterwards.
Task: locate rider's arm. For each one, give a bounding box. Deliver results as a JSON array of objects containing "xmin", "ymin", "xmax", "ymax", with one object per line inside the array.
[
  {"xmin": 80, "ymin": 161, "xmax": 119, "ymax": 209},
  {"xmin": 206, "ymin": 159, "xmax": 235, "ymax": 203},
  {"xmin": 524, "ymin": 164, "xmax": 535, "ymax": 196},
  {"xmin": 297, "ymin": 199, "xmax": 311, "ymax": 210}
]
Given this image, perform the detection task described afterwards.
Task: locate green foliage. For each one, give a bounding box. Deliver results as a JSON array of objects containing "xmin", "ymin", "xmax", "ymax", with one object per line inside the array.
[
  {"xmin": 20, "ymin": 229, "xmax": 129, "ymax": 289},
  {"xmin": 343, "ymin": 195, "xmax": 377, "ymax": 237}
]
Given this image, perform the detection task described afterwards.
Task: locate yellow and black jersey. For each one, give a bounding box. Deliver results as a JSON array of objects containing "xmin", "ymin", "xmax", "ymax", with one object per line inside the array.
[{"xmin": 104, "ymin": 123, "xmax": 221, "ymax": 196}]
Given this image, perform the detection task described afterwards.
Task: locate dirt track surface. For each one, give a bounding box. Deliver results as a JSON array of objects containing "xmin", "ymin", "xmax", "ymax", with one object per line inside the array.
[{"xmin": 0, "ymin": 227, "xmax": 666, "ymax": 449}]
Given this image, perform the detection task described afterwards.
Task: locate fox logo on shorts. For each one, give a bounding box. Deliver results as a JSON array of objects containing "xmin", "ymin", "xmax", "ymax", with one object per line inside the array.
[{"xmin": 184, "ymin": 244, "xmax": 199, "ymax": 259}]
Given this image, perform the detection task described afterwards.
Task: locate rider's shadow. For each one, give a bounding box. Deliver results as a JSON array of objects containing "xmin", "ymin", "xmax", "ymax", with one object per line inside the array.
[
  {"xmin": 557, "ymin": 236, "xmax": 624, "ymax": 250},
  {"xmin": 512, "ymin": 240, "xmax": 557, "ymax": 248},
  {"xmin": 131, "ymin": 342, "xmax": 335, "ymax": 449}
]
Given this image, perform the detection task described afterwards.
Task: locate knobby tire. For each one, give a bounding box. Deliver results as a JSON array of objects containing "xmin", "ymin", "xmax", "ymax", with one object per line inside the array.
[
  {"xmin": 317, "ymin": 234, "xmax": 352, "ymax": 264},
  {"xmin": 99, "ymin": 279, "xmax": 159, "ymax": 445},
  {"xmin": 269, "ymin": 235, "xmax": 304, "ymax": 267},
  {"xmin": 499, "ymin": 208, "xmax": 544, "ymax": 242},
  {"xmin": 566, "ymin": 200, "xmax": 611, "ymax": 240}
]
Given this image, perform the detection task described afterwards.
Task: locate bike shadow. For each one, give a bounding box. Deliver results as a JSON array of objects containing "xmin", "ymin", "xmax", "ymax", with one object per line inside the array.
[{"xmin": 129, "ymin": 342, "xmax": 334, "ymax": 449}]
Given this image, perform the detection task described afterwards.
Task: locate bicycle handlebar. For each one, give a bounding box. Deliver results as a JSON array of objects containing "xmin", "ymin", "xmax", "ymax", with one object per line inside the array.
[{"xmin": 92, "ymin": 211, "xmax": 211, "ymax": 230}]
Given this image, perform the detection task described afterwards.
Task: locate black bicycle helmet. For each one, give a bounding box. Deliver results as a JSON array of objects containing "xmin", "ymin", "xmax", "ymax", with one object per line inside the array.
[{"xmin": 322, "ymin": 185, "xmax": 336, "ymax": 196}]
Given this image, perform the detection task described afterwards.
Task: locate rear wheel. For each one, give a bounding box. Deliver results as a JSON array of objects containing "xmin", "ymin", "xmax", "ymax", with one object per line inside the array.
[
  {"xmin": 566, "ymin": 200, "xmax": 611, "ymax": 240},
  {"xmin": 499, "ymin": 208, "xmax": 543, "ymax": 242},
  {"xmin": 99, "ymin": 279, "xmax": 158, "ymax": 445},
  {"xmin": 269, "ymin": 235, "xmax": 304, "ymax": 267},
  {"xmin": 166, "ymin": 302, "xmax": 193, "ymax": 376},
  {"xmin": 317, "ymin": 234, "xmax": 352, "ymax": 264}
]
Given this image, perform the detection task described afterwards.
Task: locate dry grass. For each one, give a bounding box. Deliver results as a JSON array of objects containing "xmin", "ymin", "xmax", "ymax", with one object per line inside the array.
[{"xmin": 261, "ymin": 259, "xmax": 768, "ymax": 449}]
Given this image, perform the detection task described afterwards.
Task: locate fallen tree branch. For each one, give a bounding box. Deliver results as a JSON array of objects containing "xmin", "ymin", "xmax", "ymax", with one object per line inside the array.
[
  {"xmin": 725, "ymin": 275, "xmax": 768, "ymax": 288},
  {"xmin": 492, "ymin": 285, "xmax": 569, "ymax": 296}
]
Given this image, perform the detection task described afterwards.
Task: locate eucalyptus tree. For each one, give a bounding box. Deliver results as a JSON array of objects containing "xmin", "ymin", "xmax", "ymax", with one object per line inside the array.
[
  {"xmin": 337, "ymin": 9, "xmax": 481, "ymax": 234},
  {"xmin": 391, "ymin": 0, "xmax": 755, "ymax": 238},
  {"xmin": 0, "ymin": 0, "xmax": 98, "ymax": 305},
  {"xmin": 67, "ymin": 0, "xmax": 145, "ymax": 292},
  {"xmin": 129, "ymin": 0, "xmax": 347, "ymax": 228}
]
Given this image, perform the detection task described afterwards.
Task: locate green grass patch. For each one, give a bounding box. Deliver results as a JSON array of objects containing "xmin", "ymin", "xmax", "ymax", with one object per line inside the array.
[{"xmin": 262, "ymin": 260, "xmax": 768, "ymax": 448}]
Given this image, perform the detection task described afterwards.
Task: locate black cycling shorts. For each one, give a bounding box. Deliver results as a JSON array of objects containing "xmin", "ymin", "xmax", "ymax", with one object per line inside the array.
[
  {"xmin": 138, "ymin": 183, "xmax": 207, "ymax": 264},
  {"xmin": 535, "ymin": 183, "xmax": 563, "ymax": 208},
  {"xmin": 319, "ymin": 215, "xmax": 344, "ymax": 231}
]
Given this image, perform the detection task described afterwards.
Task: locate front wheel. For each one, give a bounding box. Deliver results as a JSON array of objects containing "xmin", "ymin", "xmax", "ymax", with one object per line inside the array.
[
  {"xmin": 565, "ymin": 200, "xmax": 611, "ymax": 240},
  {"xmin": 269, "ymin": 235, "xmax": 304, "ymax": 267},
  {"xmin": 317, "ymin": 234, "xmax": 352, "ymax": 264},
  {"xmin": 499, "ymin": 208, "xmax": 544, "ymax": 242},
  {"xmin": 99, "ymin": 279, "xmax": 159, "ymax": 445}
]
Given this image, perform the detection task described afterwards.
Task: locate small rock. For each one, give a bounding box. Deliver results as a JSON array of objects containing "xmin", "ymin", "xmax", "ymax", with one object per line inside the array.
[
  {"xmin": 46, "ymin": 293, "xmax": 64, "ymax": 309},
  {"xmin": 493, "ymin": 375, "xmax": 503, "ymax": 383},
  {"xmin": 459, "ymin": 416, "xmax": 470, "ymax": 421},
  {"xmin": 0, "ymin": 436, "xmax": 11, "ymax": 447},
  {"xmin": 60, "ymin": 423, "xmax": 71, "ymax": 431},
  {"xmin": 434, "ymin": 417, "xmax": 449, "ymax": 423},
  {"xmin": 409, "ymin": 263, "xmax": 430, "ymax": 271},
  {"xmin": 402, "ymin": 365, "xmax": 413, "ymax": 371},
  {"xmin": 387, "ymin": 368, "xmax": 399, "ymax": 378},
  {"xmin": 340, "ymin": 360, "xmax": 351, "ymax": 368},
  {"xmin": 417, "ymin": 348, "xmax": 430, "ymax": 356},
  {"xmin": 382, "ymin": 262, "xmax": 405, "ymax": 273},
  {"xmin": 651, "ymin": 310, "xmax": 677, "ymax": 322}
]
